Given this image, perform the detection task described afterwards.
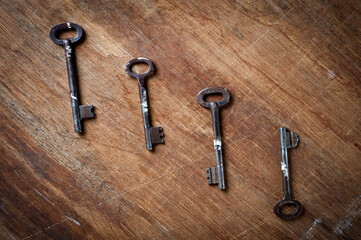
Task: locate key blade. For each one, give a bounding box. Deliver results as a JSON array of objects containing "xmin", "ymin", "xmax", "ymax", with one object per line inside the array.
[
  {"xmin": 79, "ymin": 105, "xmax": 95, "ymax": 119},
  {"xmin": 285, "ymin": 131, "xmax": 298, "ymax": 148},
  {"xmin": 290, "ymin": 131, "xmax": 298, "ymax": 148},
  {"xmin": 206, "ymin": 167, "xmax": 219, "ymax": 185},
  {"xmin": 281, "ymin": 127, "xmax": 298, "ymax": 149},
  {"xmin": 150, "ymin": 127, "xmax": 164, "ymax": 144}
]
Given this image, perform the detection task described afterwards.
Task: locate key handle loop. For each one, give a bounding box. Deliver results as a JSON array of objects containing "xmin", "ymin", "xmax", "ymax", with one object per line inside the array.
[
  {"xmin": 125, "ymin": 57, "xmax": 154, "ymax": 84},
  {"xmin": 49, "ymin": 23, "xmax": 83, "ymax": 45},
  {"xmin": 274, "ymin": 198, "xmax": 303, "ymax": 220},
  {"xmin": 197, "ymin": 87, "xmax": 230, "ymax": 109}
]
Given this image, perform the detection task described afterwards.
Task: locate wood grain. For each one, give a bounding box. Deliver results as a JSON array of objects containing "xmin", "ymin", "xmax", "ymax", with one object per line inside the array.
[{"xmin": 0, "ymin": 0, "xmax": 360, "ymax": 239}]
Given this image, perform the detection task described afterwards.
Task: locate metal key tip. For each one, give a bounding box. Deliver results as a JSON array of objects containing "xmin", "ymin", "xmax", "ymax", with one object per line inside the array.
[
  {"xmin": 206, "ymin": 167, "xmax": 218, "ymax": 185},
  {"xmin": 150, "ymin": 127, "xmax": 164, "ymax": 144},
  {"xmin": 290, "ymin": 131, "xmax": 298, "ymax": 148},
  {"xmin": 281, "ymin": 127, "xmax": 298, "ymax": 149},
  {"xmin": 80, "ymin": 105, "xmax": 95, "ymax": 119}
]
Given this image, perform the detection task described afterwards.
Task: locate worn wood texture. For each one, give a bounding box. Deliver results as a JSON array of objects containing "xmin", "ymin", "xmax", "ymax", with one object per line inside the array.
[{"xmin": 1, "ymin": 0, "xmax": 360, "ymax": 239}]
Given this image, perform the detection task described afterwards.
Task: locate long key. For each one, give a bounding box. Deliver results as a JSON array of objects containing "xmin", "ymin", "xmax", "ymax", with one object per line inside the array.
[
  {"xmin": 274, "ymin": 127, "xmax": 303, "ymax": 219},
  {"xmin": 49, "ymin": 23, "xmax": 94, "ymax": 133},
  {"xmin": 125, "ymin": 58, "xmax": 164, "ymax": 151},
  {"xmin": 197, "ymin": 87, "xmax": 230, "ymax": 190}
]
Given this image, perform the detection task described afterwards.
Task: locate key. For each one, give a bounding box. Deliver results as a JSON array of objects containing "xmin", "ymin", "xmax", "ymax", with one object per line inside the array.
[
  {"xmin": 197, "ymin": 87, "xmax": 230, "ymax": 190},
  {"xmin": 49, "ymin": 23, "xmax": 94, "ymax": 133},
  {"xmin": 274, "ymin": 127, "xmax": 303, "ymax": 220},
  {"xmin": 125, "ymin": 57, "xmax": 164, "ymax": 151}
]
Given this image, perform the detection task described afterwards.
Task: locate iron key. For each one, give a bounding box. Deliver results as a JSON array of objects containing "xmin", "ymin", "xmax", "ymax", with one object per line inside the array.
[
  {"xmin": 197, "ymin": 87, "xmax": 230, "ymax": 190},
  {"xmin": 49, "ymin": 23, "xmax": 94, "ymax": 133},
  {"xmin": 274, "ymin": 127, "xmax": 303, "ymax": 220},
  {"xmin": 125, "ymin": 58, "xmax": 164, "ymax": 151}
]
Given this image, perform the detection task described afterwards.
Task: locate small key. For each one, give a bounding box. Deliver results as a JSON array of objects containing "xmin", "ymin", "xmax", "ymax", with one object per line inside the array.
[
  {"xmin": 197, "ymin": 87, "xmax": 230, "ymax": 190},
  {"xmin": 125, "ymin": 57, "xmax": 164, "ymax": 151},
  {"xmin": 274, "ymin": 127, "xmax": 303, "ymax": 220},
  {"xmin": 49, "ymin": 23, "xmax": 94, "ymax": 133}
]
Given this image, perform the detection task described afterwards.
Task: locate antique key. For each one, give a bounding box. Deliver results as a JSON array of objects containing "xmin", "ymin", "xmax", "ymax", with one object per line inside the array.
[
  {"xmin": 125, "ymin": 58, "xmax": 164, "ymax": 151},
  {"xmin": 197, "ymin": 87, "xmax": 230, "ymax": 190},
  {"xmin": 274, "ymin": 127, "xmax": 303, "ymax": 219},
  {"xmin": 49, "ymin": 23, "xmax": 94, "ymax": 133}
]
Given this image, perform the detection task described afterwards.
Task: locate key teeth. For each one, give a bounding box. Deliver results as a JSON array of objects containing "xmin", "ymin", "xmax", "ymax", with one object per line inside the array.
[
  {"xmin": 150, "ymin": 126, "xmax": 164, "ymax": 144},
  {"xmin": 290, "ymin": 131, "xmax": 298, "ymax": 147},
  {"xmin": 284, "ymin": 129, "xmax": 298, "ymax": 149},
  {"xmin": 206, "ymin": 167, "xmax": 218, "ymax": 185},
  {"xmin": 79, "ymin": 105, "xmax": 95, "ymax": 119},
  {"xmin": 206, "ymin": 168, "xmax": 211, "ymax": 184}
]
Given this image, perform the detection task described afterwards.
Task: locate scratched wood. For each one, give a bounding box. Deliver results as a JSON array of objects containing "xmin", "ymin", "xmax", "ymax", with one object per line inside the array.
[{"xmin": 0, "ymin": 0, "xmax": 360, "ymax": 239}]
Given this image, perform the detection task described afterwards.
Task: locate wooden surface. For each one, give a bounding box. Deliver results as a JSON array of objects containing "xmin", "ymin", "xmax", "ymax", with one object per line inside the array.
[{"xmin": 0, "ymin": 0, "xmax": 360, "ymax": 239}]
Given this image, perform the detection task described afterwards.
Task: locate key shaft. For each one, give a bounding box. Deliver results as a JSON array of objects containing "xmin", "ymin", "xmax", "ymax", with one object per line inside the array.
[
  {"xmin": 280, "ymin": 127, "xmax": 292, "ymax": 199},
  {"xmin": 64, "ymin": 40, "xmax": 82, "ymax": 132},
  {"xmin": 137, "ymin": 79, "xmax": 153, "ymax": 150},
  {"xmin": 210, "ymin": 103, "xmax": 225, "ymax": 189},
  {"xmin": 274, "ymin": 127, "xmax": 303, "ymax": 220}
]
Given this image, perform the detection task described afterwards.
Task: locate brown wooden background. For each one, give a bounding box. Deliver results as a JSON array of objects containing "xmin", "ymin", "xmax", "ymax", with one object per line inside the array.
[{"xmin": 1, "ymin": 0, "xmax": 360, "ymax": 239}]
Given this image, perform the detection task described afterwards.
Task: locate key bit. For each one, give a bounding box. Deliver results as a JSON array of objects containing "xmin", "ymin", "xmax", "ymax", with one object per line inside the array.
[
  {"xmin": 150, "ymin": 127, "xmax": 164, "ymax": 144},
  {"xmin": 206, "ymin": 167, "xmax": 218, "ymax": 184},
  {"xmin": 285, "ymin": 129, "xmax": 298, "ymax": 148},
  {"xmin": 197, "ymin": 87, "xmax": 230, "ymax": 190},
  {"xmin": 274, "ymin": 127, "xmax": 303, "ymax": 220},
  {"xmin": 125, "ymin": 57, "xmax": 164, "ymax": 151},
  {"xmin": 80, "ymin": 105, "xmax": 95, "ymax": 119},
  {"xmin": 49, "ymin": 23, "xmax": 95, "ymax": 133}
]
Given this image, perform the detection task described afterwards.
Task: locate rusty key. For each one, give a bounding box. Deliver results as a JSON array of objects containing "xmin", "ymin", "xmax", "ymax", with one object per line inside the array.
[
  {"xmin": 125, "ymin": 57, "xmax": 164, "ymax": 151},
  {"xmin": 49, "ymin": 23, "xmax": 94, "ymax": 133},
  {"xmin": 274, "ymin": 127, "xmax": 303, "ymax": 220},
  {"xmin": 197, "ymin": 87, "xmax": 230, "ymax": 190}
]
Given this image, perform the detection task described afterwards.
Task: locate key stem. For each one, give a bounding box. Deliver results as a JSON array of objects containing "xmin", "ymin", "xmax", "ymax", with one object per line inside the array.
[
  {"xmin": 211, "ymin": 104, "xmax": 225, "ymax": 189},
  {"xmin": 138, "ymin": 79, "xmax": 152, "ymax": 150},
  {"xmin": 64, "ymin": 40, "xmax": 82, "ymax": 133},
  {"xmin": 280, "ymin": 127, "xmax": 292, "ymax": 199}
]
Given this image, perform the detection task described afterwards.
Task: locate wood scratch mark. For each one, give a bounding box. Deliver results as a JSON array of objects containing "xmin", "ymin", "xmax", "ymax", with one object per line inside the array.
[
  {"xmin": 302, "ymin": 219, "xmax": 322, "ymax": 239},
  {"xmin": 33, "ymin": 188, "xmax": 55, "ymax": 206},
  {"xmin": 22, "ymin": 219, "xmax": 67, "ymax": 240},
  {"xmin": 270, "ymin": 44, "xmax": 315, "ymax": 97},
  {"xmin": 206, "ymin": 7, "xmax": 294, "ymax": 88},
  {"xmin": 88, "ymin": 159, "xmax": 201, "ymax": 215},
  {"xmin": 345, "ymin": 108, "xmax": 360, "ymax": 135},
  {"xmin": 95, "ymin": 171, "xmax": 171, "ymax": 208},
  {"xmin": 13, "ymin": 169, "xmax": 20, "ymax": 176},
  {"xmin": 65, "ymin": 215, "xmax": 81, "ymax": 226},
  {"xmin": 131, "ymin": 28, "xmax": 151, "ymax": 44},
  {"xmin": 327, "ymin": 70, "xmax": 335, "ymax": 79},
  {"xmin": 239, "ymin": 7, "xmax": 294, "ymax": 57},
  {"xmin": 74, "ymin": 12, "xmax": 133, "ymax": 58},
  {"xmin": 231, "ymin": 216, "xmax": 274, "ymax": 239},
  {"xmin": 9, "ymin": 234, "xmax": 16, "ymax": 240},
  {"xmin": 333, "ymin": 195, "xmax": 361, "ymax": 236},
  {"xmin": 159, "ymin": 223, "xmax": 169, "ymax": 232},
  {"xmin": 302, "ymin": 175, "xmax": 321, "ymax": 192}
]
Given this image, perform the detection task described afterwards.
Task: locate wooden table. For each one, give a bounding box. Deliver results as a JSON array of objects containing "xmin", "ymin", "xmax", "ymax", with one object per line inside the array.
[{"xmin": 1, "ymin": 0, "xmax": 360, "ymax": 239}]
